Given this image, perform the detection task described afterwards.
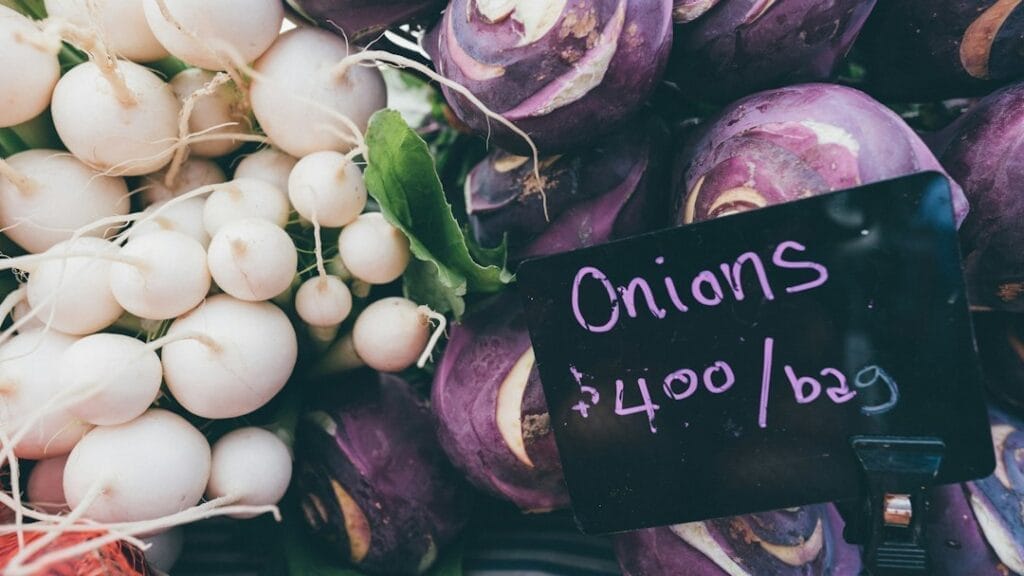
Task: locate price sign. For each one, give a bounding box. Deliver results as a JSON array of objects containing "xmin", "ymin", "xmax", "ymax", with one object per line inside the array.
[{"xmin": 517, "ymin": 172, "xmax": 994, "ymax": 534}]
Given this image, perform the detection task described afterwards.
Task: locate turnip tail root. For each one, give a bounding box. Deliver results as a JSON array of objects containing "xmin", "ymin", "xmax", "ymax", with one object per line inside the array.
[
  {"xmin": 165, "ymin": 72, "xmax": 232, "ymax": 188},
  {"xmin": 332, "ymin": 50, "xmax": 546, "ymax": 218},
  {"xmin": 150, "ymin": 0, "xmax": 246, "ymax": 89},
  {"xmin": 0, "ymin": 286, "xmax": 26, "ymax": 324},
  {"xmin": 0, "ymin": 159, "xmax": 35, "ymax": 194},
  {"xmin": 40, "ymin": 19, "xmax": 136, "ymax": 107},
  {"xmin": 213, "ymin": 40, "xmax": 370, "ymax": 158},
  {"xmin": 4, "ymin": 482, "xmax": 105, "ymax": 572},
  {"xmin": 416, "ymin": 306, "xmax": 446, "ymax": 369}
]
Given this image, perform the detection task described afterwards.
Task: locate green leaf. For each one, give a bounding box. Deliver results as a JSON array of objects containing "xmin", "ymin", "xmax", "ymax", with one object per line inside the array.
[
  {"xmin": 402, "ymin": 259, "xmax": 466, "ymax": 318},
  {"xmin": 364, "ymin": 109, "xmax": 512, "ymax": 318}
]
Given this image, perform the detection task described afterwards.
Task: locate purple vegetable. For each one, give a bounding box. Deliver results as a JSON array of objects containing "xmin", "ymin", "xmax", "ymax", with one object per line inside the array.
[
  {"xmin": 465, "ymin": 120, "xmax": 668, "ymax": 261},
  {"xmin": 926, "ymin": 408, "xmax": 1024, "ymax": 575},
  {"xmin": 614, "ymin": 505, "xmax": 862, "ymax": 575},
  {"xmin": 668, "ymin": 0, "xmax": 876, "ymax": 102},
  {"xmin": 861, "ymin": 1, "xmax": 1024, "ymax": 100},
  {"xmin": 423, "ymin": 0, "xmax": 673, "ymax": 154},
  {"xmin": 296, "ymin": 372, "xmax": 473, "ymax": 575},
  {"xmin": 672, "ymin": 83, "xmax": 969, "ymax": 226},
  {"xmin": 285, "ymin": 0, "xmax": 444, "ymax": 43},
  {"xmin": 974, "ymin": 312, "xmax": 1024, "ymax": 409},
  {"xmin": 432, "ymin": 292, "xmax": 569, "ymax": 512},
  {"xmin": 932, "ymin": 82, "xmax": 1024, "ymax": 311},
  {"xmin": 672, "ymin": 0, "xmax": 721, "ymax": 23}
]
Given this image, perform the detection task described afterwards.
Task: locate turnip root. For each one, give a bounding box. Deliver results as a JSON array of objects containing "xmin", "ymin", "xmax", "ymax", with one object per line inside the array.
[
  {"xmin": 352, "ymin": 297, "xmax": 431, "ymax": 373},
  {"xmin": 0, "ymin": 6, "xmax": 61, "ymax": 128},
  {"xmin": 138, "ymin": 158, "xmax": 225, "ymax": 206},
  {"xmin": 26, "ymin": 238, "xmax": 124, "ymax": 336},
  {"xmin": 44, "ymin": 0, "xmax": 169, "ymax": 62},
  {"xmin": 108, "ymin": 230, "xmax": 211, "ymax": 320},
  {"xmin": 131, "ymin": 197, "xmax": 210, "ymax": 249},
  {"xmin": 337, "ymin": 213, "xmax": 410, "ymax": 285},
  {"xmin": 169, "ymin": 69, "xmax": 251, "ymax": 159},
  {"xmin": 202, "ymin": 177, "xmax": 290, "ymax": 235},
  {"xmin": 206, "ymin": 427, "xmax": 291, "ymax": 519},
  {"xmin": 295, "ymin": 275, "xmax": 352, "ymax": 327},
  {"xmin": 250, "ymin": 27, "xmax": 387, "ymax": 157},
  {"xmin": 51, "ymin": 60, "xmax": 181, "ymax": 176},
  {"xmin": 62, "ymin": 409, "xmax": 210, "ymax": 524},
  {"xmin": 233, "ymin": 148, "xmax": 297, "ymax": 192},
  {"xmin": 142, "ymin": 0, "xmax": 284, "ymax": 71},
  {"xmin": 161, "ymin": 295, "xmax": 298, "ymax": 419},
  {"xmin": 287, "ymin": 150, "xmax": 367, "ymax": 228},
  {"xmin": 0, "ymin": 150, "xmax": 130, "ymax": 254},
  {"xmin": 27, "ymin": 455, "xmax": 69, "ymax": 514},
  {"xmin": 58, "ymin": 333, "xmax": 163, "ymax": 426},
  {"xmin": 207, "ymin": 218, "xmax": 297, "ymax": 302},
  {"xmin": 0, "ymin": 331, "xmax": 92, "ymax": 459}
]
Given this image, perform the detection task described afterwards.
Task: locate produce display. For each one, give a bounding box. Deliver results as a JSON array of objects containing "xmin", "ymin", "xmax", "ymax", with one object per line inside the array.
[{"xmin": 0, "ymin": 0, "xmax": 1021, "ymax": 575}]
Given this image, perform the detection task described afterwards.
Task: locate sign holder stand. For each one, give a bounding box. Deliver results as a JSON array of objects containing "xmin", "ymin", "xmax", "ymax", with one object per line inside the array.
[{"xmin": 837, "ymin": 437, "xmax": 945, "ymax": 575}]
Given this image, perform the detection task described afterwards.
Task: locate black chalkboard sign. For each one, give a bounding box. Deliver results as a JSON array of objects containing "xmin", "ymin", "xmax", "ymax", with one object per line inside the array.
[{"xmin": 517, "ymin": 172, "xmax": 994, "ymax": 535}]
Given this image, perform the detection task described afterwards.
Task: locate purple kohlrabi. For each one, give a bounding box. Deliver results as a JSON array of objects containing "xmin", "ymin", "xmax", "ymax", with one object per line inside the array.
[
  {"xmin": 285, "ymin": 0, "xmax": 444, "ymax": 43},
  {"xmin": 860, "ymin": 0, "xmax": 1024, "ymax": 99},
  {"xmin": 424, "ymin": 0, "xmax": 673, "ymax": 154},
  {"xmin": 465, "ymin": 119, "xmax": 668, "ymax": 262},
  {"xmin": 926, "ymin": 407, "xmax": 1024, "ymax": 575},
  {"xmin": 296, "ymin": 372, "xmax": 473, "ymax": 576},
  {"xmin": 432, "ymin": 291, "xmax": 569, "ymax": 512},
  {"xmin": 669, "ymin": 0, "xmax": 877, "ymax": 102},
  {"xmin": 672, "ymin": 0, "xmax": 721, "ymax": 23},
  {"xmin": 614, "ymin": 505, "xmax": 862, "ymax": 575},
  {"xmin": 673, "ymin": 83, "xmax": 969, "ymax": 227},
  {"xmin": 932, "ymin": 82, "xmax": 1024, "ymax": 312},
  {"xmin": 974, "ymin": 312, "xmax": 1024, "ymax": 409}
]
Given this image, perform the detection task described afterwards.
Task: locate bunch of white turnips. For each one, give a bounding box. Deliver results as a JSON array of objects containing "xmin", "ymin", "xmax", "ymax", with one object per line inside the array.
[{"xmin": 0, "ymin": 0, "xmax": 439, "ymax": 570}]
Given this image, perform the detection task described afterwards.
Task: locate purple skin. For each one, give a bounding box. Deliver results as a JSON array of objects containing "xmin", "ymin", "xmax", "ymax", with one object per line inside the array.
[
  {"xmin": 927, "ymin": 408, "xmax": 1024, "ymax": 575},
  {"xmin": 285, "ymin": 0, "xmax": 444, "ymax": 43},
  {"xmin": 672, "ymin": 0, "xmax": 722, "ymax": 23},
  {"xmin": 423, "ymin": 0, "xmax": 673, "ymax": 154},
  {"xmin": 861, "ymin": 1, "xmax": 1024, "ymax": 100},
  {"xmin": 296, "ymin": 373, "xmax": 474, "ymax": 576},
  {"xmin": 669, "ymin": 0, "xmax": 876, "ymax": 103},
  {"xmin": 614, "ymin": 505, "xmax": 862, "ymax": 575},
  {"xmin": 974, "ymin": 312, "xmax": 1024, "ymax": 409},
  {"xmin": 673, "ymin": 83, "xmax": 969, "ymax": 227},
  {"xmin": 432, "ymin": 291, "xmax": 570, "ymax": 512},
  {"xmin": 466, "ymin": 120, "xmax": 667, "ymax": 262},
  {"xmin": 932, "ymin": 82, "xmax": 1024, "ymax": 312}
]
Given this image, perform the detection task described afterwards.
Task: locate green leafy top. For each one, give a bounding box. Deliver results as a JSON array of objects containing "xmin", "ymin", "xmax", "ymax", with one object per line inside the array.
[{"xmin": 363, "ymin": 109, "xmax": 512, "ymax": 318}]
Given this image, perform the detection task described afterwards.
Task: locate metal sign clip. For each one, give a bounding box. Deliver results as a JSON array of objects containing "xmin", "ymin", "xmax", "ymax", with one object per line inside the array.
[{"xmin": 837, "ymin": 436, "xmax": 945, "ymax": 575}]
